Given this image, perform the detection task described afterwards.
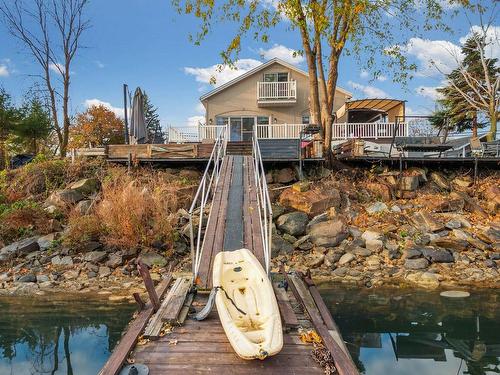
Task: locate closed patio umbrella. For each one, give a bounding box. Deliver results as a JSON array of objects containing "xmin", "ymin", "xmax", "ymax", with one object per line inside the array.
[{"xmin": 129, "ymin": 87, "xmax": 149, "ymax": 144}]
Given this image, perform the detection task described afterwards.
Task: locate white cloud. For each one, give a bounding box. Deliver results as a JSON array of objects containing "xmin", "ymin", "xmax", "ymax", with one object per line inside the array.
[
  {"xmin": 404, "ymin": 37, "xmax": 462, "ymax": 77},
  {"xmin": 360, "ymin": 69, "xmax": 387, "ymax": 81},
  {"xmin": 416, "ymin": 85, "xmax": 443, "ymax": 101},
  {"xmin": 84, "ymin": 98, "xmax": 124, "ymax": 118},
  {"xmin": 187, "ymin": 115, "xmax": 205, "ymax": 127},
  {"xmin": 460, "ymin": 25, "xmax": 500, "ymax": 61},
  {"xmin": 348, "ymin": 81, "xmax": 389, "ymax": 98},
  {"xmin": 49, "ymin": 62, "xmax": 65, "ymax": 74},
  {"xmin": 195, "ymin": 102, "xmax": 205, "ymax": 114},
  {"xmin": 184, "ymin": 58, "xmax": 262, "ymax": 87},
  {"xmin": 95, "ymin": 60, "xmax": 105, "ymax": 68},
  {"xmin": 0, "ymin": 64, "xmax": 9, "ymax": 77},
  {"xmin": 258, "ymin": 44, "xmax": 304, "ymax": 65}
]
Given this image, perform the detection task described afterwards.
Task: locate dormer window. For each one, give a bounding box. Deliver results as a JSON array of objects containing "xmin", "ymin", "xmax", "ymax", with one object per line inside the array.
[{"xmin": 264, "ymin": 72, "xmax": 289, "ymax": 82}]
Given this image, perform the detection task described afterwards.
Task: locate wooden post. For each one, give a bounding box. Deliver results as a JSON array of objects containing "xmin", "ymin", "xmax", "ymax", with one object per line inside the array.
[
  {"xmin": 137, "ymin": 260, "xmax": 160, "ymax": 312},
  {"xmin": 123, "ymin": 84, "xmax": 130, "ymax": 144},
  {"xmin": 133, "ymin": 293, "xmax": 145, "ymax": 311}
]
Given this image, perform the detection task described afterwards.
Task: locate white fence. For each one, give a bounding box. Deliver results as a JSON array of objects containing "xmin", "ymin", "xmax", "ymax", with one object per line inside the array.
[
  {"xmin": 257, "ymin": 81, "xmax": 297, "ymax": 100},
  {"xmin": 167, "ymin": 127, "xmax": 199, "ymax": 143},
  {"xmin": 332, "ymin": 122, "xmax": 408, "ymax": 140},
  {"xmin": 256, "ymin": 123, "xmax": 307, "ymax": 139}
]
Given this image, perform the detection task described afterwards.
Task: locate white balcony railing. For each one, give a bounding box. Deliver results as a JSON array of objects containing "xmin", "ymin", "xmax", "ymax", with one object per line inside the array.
[
  {"xmin": 256, "ymin": 123, "xmax": 307, "ymax": 139},
  {"xmin": 257, "ymin": 81, "xmax": 297, "ymax": 101},
  {"xmin": 332, "ymin": 122, "xmax": 408, "ymax": 140}
]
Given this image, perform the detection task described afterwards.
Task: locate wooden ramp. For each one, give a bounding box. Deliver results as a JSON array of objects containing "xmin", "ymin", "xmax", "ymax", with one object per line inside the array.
[
  {"xmin": 131, "ymin": 284, "xmax": 324, "ymax": 375},
  {"xmin": 196, "ymin": 155, "xmax": 264, "ymax": 290}
]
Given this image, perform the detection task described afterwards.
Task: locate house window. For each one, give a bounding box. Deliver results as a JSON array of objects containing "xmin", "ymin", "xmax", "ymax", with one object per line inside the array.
[
  {"xmin": 216, "ymin": 116, "xmax": 228, "ymax": 126},
  {"xmin": 264, "ymin": 72, "xmax": 289, "ymax": 82},
  {"xmin": 302, "ymin": 115, "xmax": 310, "ymax": 125}
]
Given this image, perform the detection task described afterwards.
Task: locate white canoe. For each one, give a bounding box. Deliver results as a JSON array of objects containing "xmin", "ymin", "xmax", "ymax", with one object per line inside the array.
[{"xmin": 212, "ymin": 248, "xmax": 283, "ymax": 360}]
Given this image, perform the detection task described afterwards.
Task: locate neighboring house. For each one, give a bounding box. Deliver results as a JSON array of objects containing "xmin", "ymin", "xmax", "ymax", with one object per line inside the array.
[{"xmin": 198, "ymin": 58, "xmax": 352, "ymax": 142}]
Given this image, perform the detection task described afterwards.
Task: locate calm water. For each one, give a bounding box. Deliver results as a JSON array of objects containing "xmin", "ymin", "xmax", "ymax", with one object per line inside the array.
[
  {"xmin": 319, "ymin": 285, "xmax": 500, "ymax": 375},
  {"xmin": 0, "ymin": 295, "xmax": 135, "ymax": 375}
]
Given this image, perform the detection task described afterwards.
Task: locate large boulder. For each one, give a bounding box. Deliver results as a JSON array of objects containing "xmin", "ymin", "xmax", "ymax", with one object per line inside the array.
[
  {"xmin": 140, "ymin": 252, "xmax": 167, "ymax": 267},
  {"xmin": 0, "ymin": 237, "xmax": 40, "ymax": 263},
  {"xmin": 450, "ymin": 191, "xmax": 488, "ymax": 218},
  {"xmin": 84, "ymin": 251, "xmax": 108, "ymax": 263},
  {"xmin": 410, "ymin": 211, "xmax": 444, "ymax": 232},
  {"xmin": 399, "ymin": 176, "xmax": 419, "ymax": 191},
  {"xmin": 274, "ymin": 168, "xmax": 296, "ymax": 184},
  {"xmin": 74, "ymin": 200, "xmax": 93, "ymax": 215},
  {"xmin": 37, "ymin": 233, "xmax": 60, "ymax": 251},
  {"xmin": 420, "ymin": 247, "xmax": 454, "ymax": 263},
  {"xmin": 279, "ymin": 188, "xmax": 341, "ymax": 217},
  {"xmin": 69, "ymin": 178, "xmax": 100, "ymax": 196},
  {"xmin": 432, "ymin": 237, "xmax": 468, "ymax": 251},
  {"xmin": 430, "ymin": 172, "xmax": 450, "ymax": 190},
  {"xmin": 276, "ymin": 212, "xmax": 309, "ymax": 236},
  {"xmin": 308, "ymin": 220, "xmax": 348, "ymax": 247},
  {"xmin": 46, "ymin": 189, "xmax": 84, "ymax": 207},
  {"xmin": 404, "ymin": 258, "xmax": 429, "ymax": 270},
  {"xmin": 365, "ymin": 182, "xmax": 392, "ymax": 202},
  {"xmin": 271, "ymin": 234, "xmax": 294, "ymax": 257}
]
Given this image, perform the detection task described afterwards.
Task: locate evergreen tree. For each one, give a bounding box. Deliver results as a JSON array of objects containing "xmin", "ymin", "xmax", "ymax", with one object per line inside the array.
[
  {"xmin": 143, "ymin": 93, "xmax": 164, "ymax": 143},
  {"xmin": 0, "ymin": 89, "xmax": 19, "ymax": 169},
  {"xmin": 436, "ymin": 33, "xmax": 499, "ymax": 138},
  {"xmin": 12, "ymin": 98, "xmax": 52, "ymax": 154}
]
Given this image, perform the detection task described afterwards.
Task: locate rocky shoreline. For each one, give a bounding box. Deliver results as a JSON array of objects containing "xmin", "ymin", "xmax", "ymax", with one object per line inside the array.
[
  {"xmin": 1, "ymin": 162, "xmax": 499, "ymax": 297},
  {"xmin": 269, "ymin": 166, "xmax": 500, "ymax": 290}
]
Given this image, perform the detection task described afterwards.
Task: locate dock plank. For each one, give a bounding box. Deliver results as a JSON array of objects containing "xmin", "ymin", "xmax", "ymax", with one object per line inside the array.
[
  {"xmin": 162, "ymin": 276, "xmax": 193, "ymax": 324},
  {"xmin": 99, "ymin": 273, "xmax": 173, "ymax": 375}
]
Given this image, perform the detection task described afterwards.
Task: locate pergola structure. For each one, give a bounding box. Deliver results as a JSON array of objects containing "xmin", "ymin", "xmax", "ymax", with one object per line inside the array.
[{"xmin": 336, "ymin": 99, "xmax": 406, "ymax": 123}]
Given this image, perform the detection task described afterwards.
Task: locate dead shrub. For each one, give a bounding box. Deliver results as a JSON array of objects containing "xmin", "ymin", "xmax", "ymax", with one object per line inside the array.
[
  {"xmin": 64, "ymin": 167, "xmax": 195, "ymax": 250},
  {"xmin": 0, "ymin": 205, "xmax": 52, "ymax": 244},
  {"xmin": 96, "ymin": 171, "xmax": 178, "ymax": 248},
  {"xmin": 64, "ymin": 214, "xmax": 105, "ymax": 247}
]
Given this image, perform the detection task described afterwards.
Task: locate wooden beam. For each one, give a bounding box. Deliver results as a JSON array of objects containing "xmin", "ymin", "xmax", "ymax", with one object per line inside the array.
[
  {"xmin": 272, "ymin": 283, "xmax": 299, "ymax": 329},
  {"xmin": 286, "ymin": 273, "xmax": 359, "ymax": 375},
  {"xmin": 99, "ymin": 271, "xmax": 174, "ymax": 375},
  {"xmin": 137, "ymin": 260, "xmax": 160, "ymax": 312},
  {"xmin": 143, "ymin": 278, "xmax": 184, "ymax": 340},
  {"xmin": 162, "ymin": 276, "xmax": 193, "ymax": 324}
]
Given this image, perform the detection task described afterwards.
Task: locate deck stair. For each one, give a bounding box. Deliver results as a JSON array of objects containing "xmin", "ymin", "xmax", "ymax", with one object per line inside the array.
[{"xmin": 226, "ymin": 141, "xmax": 252, "ymax": 155}]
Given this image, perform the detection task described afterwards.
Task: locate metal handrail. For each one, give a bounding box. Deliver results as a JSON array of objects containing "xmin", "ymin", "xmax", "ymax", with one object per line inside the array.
[
  {"xmin": 252, "ymin": 129, "xmax": 273, "ymax": 274},
  {"xmin": 188, "ymin": 127, "xmax": 227, "ymax": 279}
]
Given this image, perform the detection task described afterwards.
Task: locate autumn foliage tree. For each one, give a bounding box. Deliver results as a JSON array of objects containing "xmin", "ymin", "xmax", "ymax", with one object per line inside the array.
[{"xmin": 69, "ymin": 105, "xmax": 124, "ymax": 148}]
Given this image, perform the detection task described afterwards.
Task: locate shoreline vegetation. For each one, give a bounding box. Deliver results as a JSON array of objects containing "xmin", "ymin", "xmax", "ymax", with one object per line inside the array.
[{"xmin": 0, "ymin": 158, "xmax": 499, "ymax": 299}]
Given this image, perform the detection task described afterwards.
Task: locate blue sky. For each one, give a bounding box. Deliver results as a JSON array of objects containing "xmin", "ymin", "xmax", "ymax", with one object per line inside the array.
[{"xmin": 0, "ymin": 0, "xmax": 498, "ymax": 130}]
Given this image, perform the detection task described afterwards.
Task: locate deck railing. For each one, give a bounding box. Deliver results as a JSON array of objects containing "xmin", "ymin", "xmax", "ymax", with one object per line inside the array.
[
  {"xmin": 257, "ymin": 81, "xmax": 297, "ymax": 100},
  {"xmin": 256, "ymin": 123, "xmax": 307, "ymax": 139},
  {"xmin": 188, "ymin": 127, "xmax": 227, "ymax": 280},
  {"xmin": 252, "ymin": 128, "xmax": 273, "ymax": 274},
  {"xmin": 198, "ymin": 125, "xmax": 226, "ymax": 141},
  {"xmin": 167, "ymin": 126, "xmax": 199, "ymax": 143},
  {"xmin": 332, "ymin": 122, "xmax": 408, "ymax": 140}
]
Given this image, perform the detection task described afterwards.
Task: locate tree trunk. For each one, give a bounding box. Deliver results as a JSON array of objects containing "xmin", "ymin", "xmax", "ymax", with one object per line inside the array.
[
  {"xmin": 472, "ymin": 112, "xmax": 478, "ymax": 138},
  {"xmin": 488, "ymin": 104, "xmax": 497, "ymax": 141}
]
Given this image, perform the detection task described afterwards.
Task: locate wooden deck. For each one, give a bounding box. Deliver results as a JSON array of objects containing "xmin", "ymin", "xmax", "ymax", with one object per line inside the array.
[
  {"xmin": 196, "ymin": 155, "xmax": 264, "ymax": 290},
  {"xmin": 99, "ymin": 149, "xmax": 359, "ymax": 375},
  {"xmin": 131, "ymin": 286, "xmax": 324, "ymax": 374}
]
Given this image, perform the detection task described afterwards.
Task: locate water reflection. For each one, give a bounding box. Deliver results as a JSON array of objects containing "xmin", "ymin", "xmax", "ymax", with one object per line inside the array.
[
  {"xmin": 0, "ymin": 295, "xmax": 135, "ymax": 375},
  {"xmin": 319, "ymin": 285, "xmax": 500, "ymax": 375}
]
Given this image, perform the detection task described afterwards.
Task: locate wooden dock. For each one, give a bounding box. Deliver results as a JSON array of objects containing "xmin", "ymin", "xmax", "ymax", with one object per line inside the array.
[{"xmin": 99, "ymin": 147, "xmax": 358, "ymax": 375}]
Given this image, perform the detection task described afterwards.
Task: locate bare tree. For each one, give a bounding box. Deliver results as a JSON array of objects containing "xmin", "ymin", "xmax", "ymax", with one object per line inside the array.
[
  {"xmin": 432, "ymin": 5, "xmax": 499, "ymax": 141},
  {"xmin": 0, "ymin": 0, "xmax": 90, "ymax": 156}
]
